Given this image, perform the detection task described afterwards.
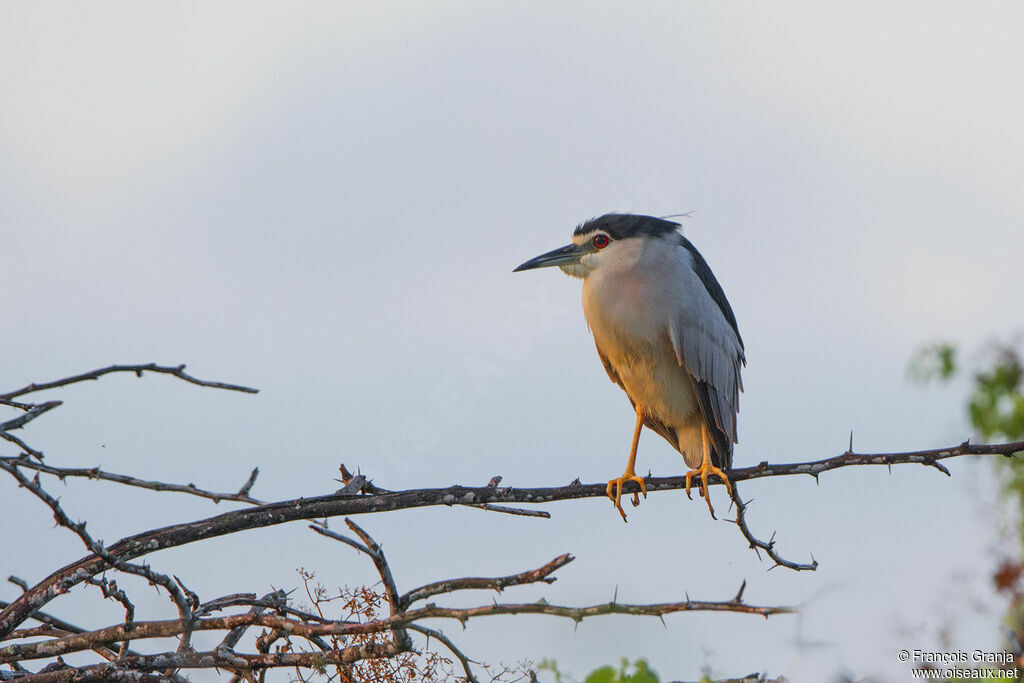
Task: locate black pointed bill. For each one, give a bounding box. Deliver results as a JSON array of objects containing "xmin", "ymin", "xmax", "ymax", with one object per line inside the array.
[{"xmin": 513, "ymin": 243, "xmax": 586, "ymax": 272}]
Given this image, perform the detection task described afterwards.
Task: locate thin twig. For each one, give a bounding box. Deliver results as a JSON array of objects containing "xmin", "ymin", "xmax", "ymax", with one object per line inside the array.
[
  {"xmin": 401, "ymin": 554, "xmax": 573, "ymax": 608},
  {"xmin": 84, "ymin": 576, "xmax": 136, "ymax": 657},
  {"xmin": 0, "ymin": 430, "xmax": 44, "ymax": 459},
  {"xmin": 8, "ymin": 643, "xmax": 404, "ymax": 678},
  {"xmin": 464, "ymin": 502, "xmax": 550, "ymax": 518},
  {"xmin": 7, "ymin": 576, "xmax": 29, "ymax": 592},
  {"xmin": 0, "ymin": 363, "xmax": 258, "ymax": 400},
  {"xmin": 11, "ymin": 665, "xmax": 183, "ymax": 681},
  {"xmin": 727, "ymin": 483, "xmax": 817, "ymax": 572},
  {"xmin": 0, "ymin": 397, "xmax": 38, "ymax": 411},
  {"xmin": 5, "ymin": 437, "xmax": 1020, "ymax": 638},
  {"xmin": 197, "ymin": 591, "xmax": 321, "ymax": 623},
  {"xmin": 0, "ymin": 592, "xmax": 793, "ymax": 664},
  {"xmin": 407, "ymin": 624, "xmax": 478, "ymax": 683},
  {"xmin": 309, "ymin": 519, "xmax": 410, "ymax": 650},
  {"xmin": 0, "ymin": 601, "xmax": 146, "ymax": 664},
  {"xmin": 0, "ymin": 457, "xmax": 266, "ymax": 505},
  {"xmin": 343, "ymin": 519, "xmax": 403, "ymax": 617},
  {"xmin": 218, "ymin": 590, "xmax": 292, "ymax": 651},
  {"xmin": 343, "ymin": 470, "xmax": 548, "ymax": 519},
  {"xmin": 0, "ymin": 401, "xmax": 62, "ymax": 432},
  {"xmin": 0, "ymin": 460, "xmax": 197, "ymax": 653}
]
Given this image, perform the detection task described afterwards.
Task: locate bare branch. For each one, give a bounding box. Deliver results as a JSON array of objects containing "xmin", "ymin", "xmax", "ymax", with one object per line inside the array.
[
  {"xmin": 341, "ymin": 469, "xmax": 547, "ymax": 519},
  {"xmin": 0, "ymin": 600, "xmax": 148, "ymax": 665},
  {"xmin": 0, "ymin": 459, "xmax": 196, "ymax": 651},
  {"xmin": 7, "ymin": 576, "xmax": 29, "ymax": 592},
  {"xmin": 3, "ymin": 365, "xmax": 1014, "ymax": 682},
  {"xmin": 0, "ymin": 602, "xmax": 94, "ymax": 641},
  {"xmin": 401, "ymin": 554, "xmax": 574, "ymax": 608},
  {"xmin": 0, "ymin": 457, "xmax": 265, "ymax": 505},
  {"xmin": 83, "ymin": 576, "xmax": 135, "ymax": 657},
  {"xmin": 465, "ymin": 502, "xmax": 551, "ymax": 518},
  {"xmin": 343, "ymin": 519, "xmax": 403, "ymax": 617},
  {"xmin": 727, "ymin": 485, "xmax": 818, "ymax": 572},
  {"xmin": 237, "ymin": 468, "xmax": 260, "ymax": 497},
  {"xmin": 407, "ymin": 623, "xmax": 478, "ymax": 683},
  {"xmin": 0, "ymin": 363, "xmax": 258, "ymax": 400},
  {"xmin": 4, "ymin": 438, "xmax": 1019, "ymax": 638},
  {"xmin": 0, "ymin": 430, "xmax": 44, "ymax": 459},
  {"xmin": 309, "ymin": 518, "xmax": 410, "ymax": 650},
  {"xmin": 218, "ymin": 590, "xmax": 290, "ymax": 652},
  {"xmin": 12, "ymin": 667, "xmax": 181, "ymax": 681},
  {"xmin": 9, "ymin": 643, "xmax": 404, "ymax": 679},
  {"xmin": 0, "ymin": 401, "xmax": 62, "ymax": 432},
  {"xmin": 197, "ymin": 591, "xmax": 314, "ymax": 620},
  {"xmin": 0, "ymin": 592, "xmax": 793, "ymax": 664},
  {"xmin": 722, "ymin": 438, "xmax": 1021, "ymax": 481},
  {"xmin": 0, "ymin": 397, "xmax": 38, "ymax": 411}
]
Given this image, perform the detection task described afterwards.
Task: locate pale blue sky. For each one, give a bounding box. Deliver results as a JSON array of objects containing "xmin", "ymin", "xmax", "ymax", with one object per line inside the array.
[{"xmin": 3, "ymin": 3, "xmax": 1023, "ymax": 681}]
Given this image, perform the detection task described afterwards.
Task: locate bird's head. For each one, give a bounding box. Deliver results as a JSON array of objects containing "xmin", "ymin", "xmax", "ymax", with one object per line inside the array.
[{"xmin": 513, "ymin": 213, "xmax": 681, "ymax": 279}]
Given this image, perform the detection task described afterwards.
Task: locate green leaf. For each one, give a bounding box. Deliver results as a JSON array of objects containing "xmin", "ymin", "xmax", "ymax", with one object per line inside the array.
[
  {"xmin": 582, "ymin": 660, "xmax": 660, "ymax": 683},
  {"xmin": 584, "ymin": 666, "xmax": 617, "ymax": 683},
  {"xmin": 907, "ymin": 342, "xmax": 959, "ymax": 384},
  {"xmin": 627, "ymin": 660, "xmax": 659, "ymax": 683}
]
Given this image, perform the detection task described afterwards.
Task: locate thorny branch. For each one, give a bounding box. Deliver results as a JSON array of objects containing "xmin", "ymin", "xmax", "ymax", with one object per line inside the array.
[
  {"xmin": 310, "ymin": 518, "xmax": 411, "ymax": 651},
  {"xmin": 727, "ymin": 484, "xmax": 817, "ymax": 572},
  {"xmin": 0, "ymin": 459, "xmax": 198, "ymax": 657},
  {"xmin": 4, "ymin": 458, "xmax": 265, "ymax": 505},
  {"xmin": 5, "ymin": 436, "xmax": 1018, "ymax": 634},
  {"xmin": 2, "ymin": 364, "xmax": 1020, "ymax": 680},
  {"xmin": 407, "ymin": 623, "xmax": 479, "ymax": 683},
  {"xmin": 0, "ymin": 577, "xmax": 792, "ymax": 666},
  {"xmin": 399, "ymin": 554, "xmax": 571, "ymax": 609},
  {"xmin": 0, "ymin": 363, "xmax": 258, "ymax": 401},
  {"xmin": 0, "ymin": 365, "xmax": 793, "ymax": 681}
]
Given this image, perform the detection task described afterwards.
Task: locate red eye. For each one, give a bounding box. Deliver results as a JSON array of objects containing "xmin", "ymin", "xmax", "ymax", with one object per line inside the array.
[{"xmin": 593, "ymin": 234, "xmax": 610, "ymax": 249}]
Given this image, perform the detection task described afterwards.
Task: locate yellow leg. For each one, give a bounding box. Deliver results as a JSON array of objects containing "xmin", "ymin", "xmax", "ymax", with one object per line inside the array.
[
  {"xmin": 606, "ymin": 404, "xmax": 648, "ymax": 522},
  {"xmin": 684, "ymin": 422, "xmax": 733, "ymax": 519}
]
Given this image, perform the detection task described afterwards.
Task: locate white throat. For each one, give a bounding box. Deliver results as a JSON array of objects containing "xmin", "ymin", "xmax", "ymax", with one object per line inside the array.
[{"xmin": 559, "ymin": 234, "xmax": 647, "ymax": 279}]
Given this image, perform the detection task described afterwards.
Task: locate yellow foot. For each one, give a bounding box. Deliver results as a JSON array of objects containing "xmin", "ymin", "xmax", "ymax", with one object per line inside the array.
[
  {"xmin": 684, "ymin": 460, "xmax": 733, "ymax": 519},
  {"xmin": 606, "ymin": 472, "xmax": 647, "ymax": 522}
]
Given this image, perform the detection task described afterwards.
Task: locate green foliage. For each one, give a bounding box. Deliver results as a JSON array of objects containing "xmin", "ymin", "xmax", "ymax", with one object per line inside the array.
[
  {"xmin": 968, "ymin": 345, "xmax": 1024, "ymax": 550},
  {"xmin": 927, "ymin": 340, "xmax": 1024, "ymax": 542},
  {"xmin": 536, "ymin": 659, "xmax": 659, "ymax": 683},
  {"xmin": 912, "ymin": 339, "xmax": 1024, "ymax": 437},
  {"xmin": 912, "ymin": 338, "xmax": 1024, "ymax": 545},
  {"xmin": 967, "ymin": 346, "xmax": 1024, "ymax": 442},
  {"xmin": 911, "ymin": 339, "xmax": 1024, "ymax": 677},
  {"xmin": 583, "ymin": 660, "xmax": 659, "ymax": 683},
  {"xmin": 536, "ymin": 659, "xmax": 570, "ymax": 683},
  {"xmin": 908, "ymin": 341, "xmax": 959, "ymax": 384},
  {"xmin": 911, "ymin": 338, "xmax": 1024, "ymax": 442}
]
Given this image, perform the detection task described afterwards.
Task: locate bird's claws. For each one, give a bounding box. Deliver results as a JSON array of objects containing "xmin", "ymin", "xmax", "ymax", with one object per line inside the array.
[
  {"xmin": 704, "ymin": 479, "xmax": 717, "ymax": 519},
  {"xmin": 606, "ymin": 473, "xmax": 647, "ymax": 522},
  {"xmin": 684, "ymin": 462, "xmax": 732, "ymax": 520}
]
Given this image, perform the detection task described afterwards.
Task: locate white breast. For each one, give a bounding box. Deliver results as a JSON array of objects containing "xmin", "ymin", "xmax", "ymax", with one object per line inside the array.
[{"xmin": 581, "ymin": 236, "xmax": 701, "ymax": 429}]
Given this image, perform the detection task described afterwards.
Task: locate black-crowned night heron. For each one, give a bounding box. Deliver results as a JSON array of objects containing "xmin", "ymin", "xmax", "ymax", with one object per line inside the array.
[{"xmin": 514, "ymin": 213, "xmax": 745, "ymax": 522}]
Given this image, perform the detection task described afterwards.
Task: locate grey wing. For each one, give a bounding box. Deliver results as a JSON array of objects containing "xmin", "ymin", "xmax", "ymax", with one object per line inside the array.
[
  {"xmin": 594, "ymin": 340, "xmax": 680, "ymax": 451},
  {"xmin": 668, "ymin": 240, "xmax": 745, "ymax": 470},
  {"xmin": 691, "ymin": 380, "xmax": 734, "ymax": 469}
]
